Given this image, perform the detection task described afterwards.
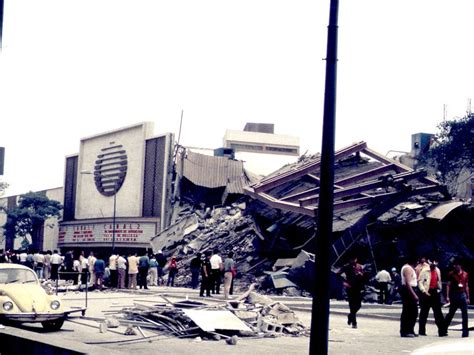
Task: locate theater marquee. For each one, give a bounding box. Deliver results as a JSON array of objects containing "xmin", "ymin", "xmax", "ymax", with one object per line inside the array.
[{"xmin": 58, "ymin": 220, "xmax": 157, "ymax": 248}]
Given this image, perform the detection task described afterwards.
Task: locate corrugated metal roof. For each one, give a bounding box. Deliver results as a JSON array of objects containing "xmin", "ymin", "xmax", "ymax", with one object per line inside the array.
[{"xmin": 177, "ymin": 150, "xmax": 256, "ymax": 193}]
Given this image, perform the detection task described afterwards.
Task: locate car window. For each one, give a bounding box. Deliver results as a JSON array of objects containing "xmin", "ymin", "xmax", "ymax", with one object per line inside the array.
[{"xmin": 0, "ymin": 269, "xmax": 38, "ymax": 284}]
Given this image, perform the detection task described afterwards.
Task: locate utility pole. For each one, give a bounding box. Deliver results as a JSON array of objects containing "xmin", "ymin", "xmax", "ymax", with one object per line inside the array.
[
  {"xmin": 0, "ymin": 0, "xmax": 4, "ymax": 50},
  {"xmin": 309, "ymin": 0, "xmax": 339, "ymax": 354}
]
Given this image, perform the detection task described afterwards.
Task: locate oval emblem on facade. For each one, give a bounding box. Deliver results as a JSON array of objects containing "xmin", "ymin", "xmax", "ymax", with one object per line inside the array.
[{"xmin": 94, "ymin": 144, "xmax": 128, "ymax": 196}]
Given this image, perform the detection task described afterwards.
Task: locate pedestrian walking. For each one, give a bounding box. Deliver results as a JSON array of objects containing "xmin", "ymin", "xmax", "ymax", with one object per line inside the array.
[
  {"xmin": 338, "ymin": 255, "xmax": 366, "ymax": 329},
  {"xmin": 400, "ymin": 255, "xmax": 419, "ymax": 337},
  {"xmin": 444, "ymin": 259, "xmax": 470, "ymax": 338},
  {"xmin": 167, "ymin": 257, "xmax": 178, "ymax": 287},
  {"xmin": 190, "ymin": 253, "xmax": 201, "ymax": 289},
  {"xmin": 417, "ymin": 259, "xmax": 446, "ymax": 336},
  {"xmin": 223, "ymin": 251, "xmax": 235, "ymax": 300},
  {"xmin": 375, "ymin": 268, "xmax": 391, "ymax": 304}
]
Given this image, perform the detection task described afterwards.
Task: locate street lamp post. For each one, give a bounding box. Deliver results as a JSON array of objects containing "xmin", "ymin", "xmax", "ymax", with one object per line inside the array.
[{"xmin": 112, "ymin": 187, "xmax": 117, "ymax": 253}]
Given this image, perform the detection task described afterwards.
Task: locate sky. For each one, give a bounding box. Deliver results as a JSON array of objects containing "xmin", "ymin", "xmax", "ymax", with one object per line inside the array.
[{"xmin": 1, "ymin": 0, "xmax": 474, "ymax": 196}]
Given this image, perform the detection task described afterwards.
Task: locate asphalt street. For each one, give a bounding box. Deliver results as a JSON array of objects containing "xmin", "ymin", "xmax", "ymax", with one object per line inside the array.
[{"xmin": 1, "ymin": 286, "xmax": 473, "ymax": 354}]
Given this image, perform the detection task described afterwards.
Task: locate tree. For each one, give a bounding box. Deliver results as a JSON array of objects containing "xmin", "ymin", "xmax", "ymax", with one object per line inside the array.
[
  {"xmin": 423, "ymin": 113, "xmax": 474, "ymax": 193},
  {"xmin": 1, "ymin": 192, "xmax": 62, "ymax": 251}
]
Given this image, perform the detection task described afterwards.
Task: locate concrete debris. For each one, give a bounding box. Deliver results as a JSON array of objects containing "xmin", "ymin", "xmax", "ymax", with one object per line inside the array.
[{"xmin": 114, "ymin": 287, "xmax": 308, "ymax": 343}]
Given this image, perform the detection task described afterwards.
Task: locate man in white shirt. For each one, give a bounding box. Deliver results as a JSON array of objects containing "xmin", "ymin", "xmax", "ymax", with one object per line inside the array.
[
  {"xmin": 375, "ymin": 269, "xmax": 392, "ymax": 304},
  {"xmin": 33, "ymin": 251, "xmax": 45, "ymax": 279},
  {"xmin": 210, "ymin": 249, "xmax": 223, "ymax": 295},
  {"xmin": 116, "ymin": 254, "xmax": 127, "ymax": 289},
  {"xmin": 50, "ymin": 250, "xmax": 62, "ymax": 281},
  {"xmin": 109, "ymin": 253, "xmax": 118, "ymax": 288},
  {"xmin": 127, "ymin": 253, "xmax": 139, "ymax": 289},
  {"xmin": 400, "ymin": 256, "xmax": 419, "ymax": 337},
  {"xmin": 88, "ymin": 252, "xmax": 97, "ymax": 285}
]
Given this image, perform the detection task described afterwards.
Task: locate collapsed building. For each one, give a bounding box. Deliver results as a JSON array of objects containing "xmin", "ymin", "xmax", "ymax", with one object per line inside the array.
[{"xmin": 158, "ymin": 140, "xmax": 474, "ymax": 297}]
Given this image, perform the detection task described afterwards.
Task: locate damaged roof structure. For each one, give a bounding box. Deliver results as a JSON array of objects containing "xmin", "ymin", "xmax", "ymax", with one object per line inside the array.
[
  {"xmin": 175, "ymin": 147, "xmax": 258, "ymax": 206},
  {"xmin": 244, "ymin": 141, "xmax": 473, "ymax": 269}
]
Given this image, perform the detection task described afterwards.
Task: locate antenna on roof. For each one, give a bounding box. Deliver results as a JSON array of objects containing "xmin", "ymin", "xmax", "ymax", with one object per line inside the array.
[
  {"xmin": 443, "ymin": 104, "xmax": 447, "ymax": 121},
  {"xmin": 467, "ymin": 98, "xmax": 471, "ymax": 117}
]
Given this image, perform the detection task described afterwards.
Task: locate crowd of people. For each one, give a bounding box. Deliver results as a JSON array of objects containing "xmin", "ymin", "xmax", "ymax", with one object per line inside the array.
[
  {"xmin": 0, "ymin": 248, "xmax": 237, "ymax": 299},
  {"xmin": 339, "ymin": 255, "xmax": 470, "ymax": 338}
]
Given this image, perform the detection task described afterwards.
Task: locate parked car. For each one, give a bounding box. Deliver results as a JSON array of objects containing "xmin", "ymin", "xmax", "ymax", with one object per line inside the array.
[{"xmin": 0, "ymin": 264, "xmax": 66, "ymax": 330}]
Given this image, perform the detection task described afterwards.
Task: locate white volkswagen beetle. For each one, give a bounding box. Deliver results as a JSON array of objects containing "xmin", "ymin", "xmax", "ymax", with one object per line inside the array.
[{"xmin": 0, "ymin": 264, "xmax": 66, "ymax": 330}]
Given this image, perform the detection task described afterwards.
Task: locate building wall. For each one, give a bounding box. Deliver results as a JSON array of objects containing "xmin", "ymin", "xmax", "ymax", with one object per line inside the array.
[{"xmin": 75, "ymin": 122, "xmax": 154, "ymax": 220}]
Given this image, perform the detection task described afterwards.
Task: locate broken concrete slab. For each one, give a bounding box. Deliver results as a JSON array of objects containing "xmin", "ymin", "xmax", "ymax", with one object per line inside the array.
[
  {"xmin": 182, "ymin": 309, "xmax": 252, "ymax": 332},
  {"xmin": 150, "ymin": 214, "xmax": 199, "ymax": 252}
]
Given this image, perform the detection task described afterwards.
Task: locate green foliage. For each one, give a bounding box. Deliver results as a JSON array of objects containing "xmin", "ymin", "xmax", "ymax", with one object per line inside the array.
[
  {"xmin": 2, "ymin": 191, "xmax": 62, "ymax": 248},
  {"xmin": 424, "ymin": 114, "xmax": 474, "ymax": 183}
]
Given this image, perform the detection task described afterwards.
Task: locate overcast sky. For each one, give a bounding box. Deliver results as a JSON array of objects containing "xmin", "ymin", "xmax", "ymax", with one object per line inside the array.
[{"xmin": 1, "ymin": 1, "xmax": 474, "ymax": 196}]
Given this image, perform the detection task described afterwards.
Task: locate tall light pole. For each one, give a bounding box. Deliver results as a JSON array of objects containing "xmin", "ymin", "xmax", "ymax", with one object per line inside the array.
[
  {"xmin": 111, "ymin": 185, "xmax": 117, "ymax": 253},
  {"xmin": 310, "ymin": 0, "xmax": 339, "ymax": 354}
]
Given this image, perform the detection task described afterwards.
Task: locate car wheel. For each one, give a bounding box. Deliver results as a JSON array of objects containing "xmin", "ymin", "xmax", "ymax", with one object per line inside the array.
[{"xmin": 41, "ymin": 318, "xmax": 65, "ymax": 331}]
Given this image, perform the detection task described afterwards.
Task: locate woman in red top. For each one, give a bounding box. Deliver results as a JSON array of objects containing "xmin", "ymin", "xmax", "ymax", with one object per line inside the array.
[{"xmin": 444, "ymin": 259, "xmax": 470, "ymax": 337}]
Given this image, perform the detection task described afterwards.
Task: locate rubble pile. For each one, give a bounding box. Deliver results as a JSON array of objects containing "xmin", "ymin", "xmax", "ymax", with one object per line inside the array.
[
  {"xmin": 151, "ymin": 201, "xmax": 274, "ymax": 292},
  {"xmin": 114, "ymin": 285, "xmax": 308, "ymax": 344}
]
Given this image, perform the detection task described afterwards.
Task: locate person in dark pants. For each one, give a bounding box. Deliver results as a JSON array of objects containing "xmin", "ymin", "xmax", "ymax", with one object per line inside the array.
[
  {"xmin": 200, "ymin": 252, "xmax": 212, "ymax": 297},
  {"xmin": 156, "ymin": 250, "xmax": 167, "ymax": 286},
  {"xmin": 138, "ymin": 252, "xmax": 150, "ymax": 290},
  {"xmin": 444, "ymin": 259, "xmax": 470, "ymax": 338},
  {"xmin": 417, "ymin": 260, "xmax": 446, "ymax": 336},
  {"xmin": 190, "ymin": 253, "xmax": 201, "ymax": 289},
  {"xmin": 338, "ymin": 256, "xmax": 366, "ymax": 329},
  {"xmin": 400, "ymin": 256, "xmax": 419, "ymax": 337}
]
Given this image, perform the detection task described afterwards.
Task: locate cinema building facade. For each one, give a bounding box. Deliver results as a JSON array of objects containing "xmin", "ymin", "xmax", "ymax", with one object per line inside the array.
[{"xmin": 58, "ymin": 122, "xmax": 174, "ymax": 254}]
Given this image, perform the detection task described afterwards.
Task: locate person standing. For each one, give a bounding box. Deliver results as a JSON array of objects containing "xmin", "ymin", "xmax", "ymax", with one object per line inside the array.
[
  {"xmin": 43, "ymin": 250, "xmax": 52, "ymax": 281},
  {"xmin": 375, "ymin": 268, "xmax": 391, "ymax": 304},
  {"xmin": 33, "ymin": 250, "xmax": 45, "ymax": 280},
  {"xmin": 210, "ymin": 249, "xmax": 223, "ymax": 295},
  {"xmin": 444, "ymin": 259, "xmax": 470, "ymax": 338},
  {"xmin": 167, "ymin": 257, "xmax": 178, "ymax": 287},
  {"xmin": 417, "ymin": 259, "xmax": 445, "ymax": 336},
  {"xmin": 116, "ymin": 254, "xmax": 127, "ymax": 289},
  {"xmin": 400, "ymin": 256, "xmax": 419, "ymax": 337},
  {"xmin": 94, "ymin": 254, "xmax": 106, "ymax": 290},
  {"xmin": 88, "ymin": 252, "xmax": 97, "ymax": 286},
  {"xmin": 148, "ymin": 254, "xmax": 158, "ymax": 286},
  {"xmin": 190, "ymin": 253, "xmax": 201, "ymax": 289},
  {"xmin": 79, "ymin": 251, "xmax": 89, "ymax": 287},
  {"xmin": 388, "ymin": 267, "xmax": 401, "ymax": 304},
  {"xmin": 223, "ymin": 251, "xmax": 235, "ymax": 300},
  {"xmin": 138, "ymin": 252, "xmax": 150, "ymax": 290},
  {"xmin": 51, "ymin": 250, "xmax": 62, "ymax": 281},
  {"xmin": 156, "ymin": 250, "xmax": 167, "ymax": 286},
  {"xmin": 109, "ymin": 253, "xmax": 118, "ymax": 288},
  {"xmin": 19, "ymin": 250, "xmax": 28, "ymax": 267},
  {"xmin": 339, "ymin": 256, "xmax": 366, "ymax": 329},
  {"xmin": 200, "ymin": 252, "xmax": 212, "ymax": 297},
  {"xmin": 127, "ymin": 252, "xmax": 139, "ymax": 289}
]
